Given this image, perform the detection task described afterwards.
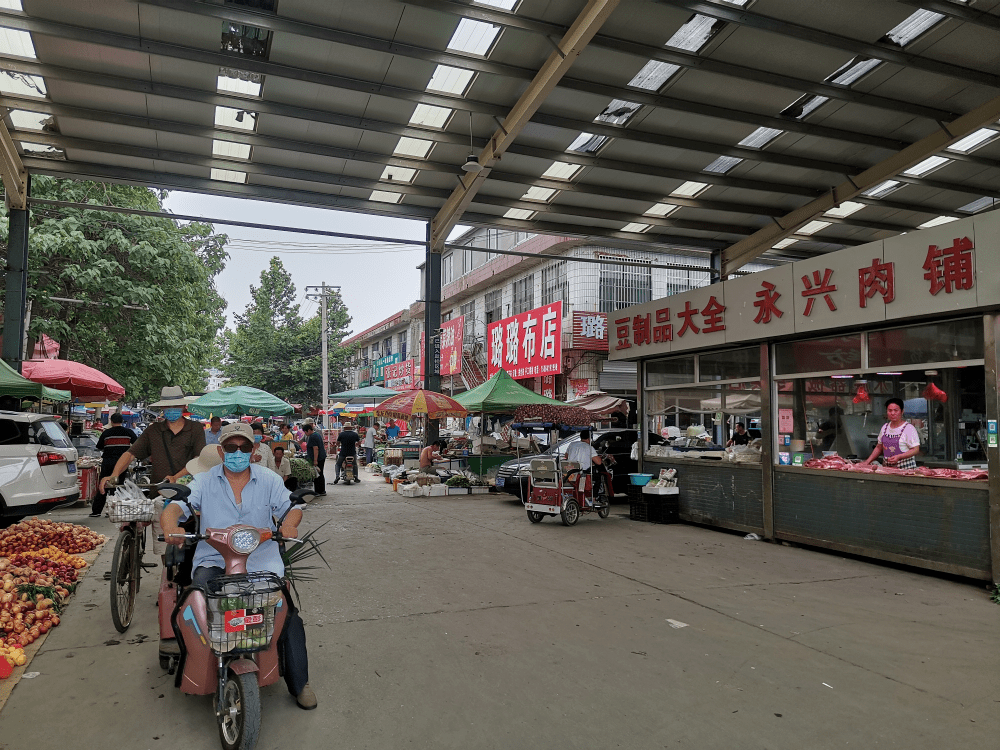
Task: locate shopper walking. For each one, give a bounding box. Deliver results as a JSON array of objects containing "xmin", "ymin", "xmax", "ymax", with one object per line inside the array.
[
  {"xmin": 303, "ymin": 422, "xmax": 327, "ymax": 496},
  {"xmin": 90, "ymin": 413, "xmax": 137, "ymax": 517}
]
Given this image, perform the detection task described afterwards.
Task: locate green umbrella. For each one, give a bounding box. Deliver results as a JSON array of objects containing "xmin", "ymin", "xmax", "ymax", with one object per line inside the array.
[{"xmin": 188, "ymin": 386, "xmax": 293, "ymax": 418}]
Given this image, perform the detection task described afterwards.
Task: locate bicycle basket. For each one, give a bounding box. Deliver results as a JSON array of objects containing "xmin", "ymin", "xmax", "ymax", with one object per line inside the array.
[
  {"xmin": 107, "ymin": 491, "xmax": 155, "ymax": 524},
  {"xmin": 205, "ymin": 572, "xmax": 283, "ymax": 654}
]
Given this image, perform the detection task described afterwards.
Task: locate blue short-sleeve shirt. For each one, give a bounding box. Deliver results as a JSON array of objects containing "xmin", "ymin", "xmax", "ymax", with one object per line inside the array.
[{"xmin": 171, "ymin": 464, "xmax": 292, "ymax": 576}]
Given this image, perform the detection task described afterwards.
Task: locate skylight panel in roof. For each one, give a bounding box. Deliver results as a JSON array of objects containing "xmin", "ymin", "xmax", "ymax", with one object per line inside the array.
[
  {"xmin": 521, "ymin": 186, "xmax": 556, "ymax": 202},
  {"xmin": 671, "ymin": 181, "xmax": 708, "ymax": 197},
  {"xmin": 738, "ymin": 127, "xmax": 782, "ymax": 149},
  {"xmin": 781, "ymin": 94, "xmax": 829, "ymax": 120},
  {"xmin": 567, "ymin": 132, "xmax": 608, "ymax": 154},
  {"xmin": 426, "ymin": 65, "xmax": 475, "ymax": 95},
  {"xmin": 903, "ymin": 155, "xmax": 949, "ymax": 177},
  {"xmin": 798, "ymin": 220, "xmax": 831, "ymax": 235},
  {"xmin": 826, "ymin": 56, "xmax": 881, "ymax": 86},
  {"xmin": 958, "ymin": 196, "xmax": 996, "ymax": 213},
  {"xmin": 622, "ymin": 223, "xmax": 650, "ymax": 233},
  {"xmin": 0, "ymin": 27, "xmax": 34, "ymax": 58},
  {"xmin": 7, "ymin": 110, "xmax": 47, "ymax": 130},
  {"xmin": 628, "ymin": 60, "xmax": 681, "ymax": 91},
  {"xmin": 210, "ymin": 168, "xmax": 247, "ymax": 183},
  {"xmin": 0, "ymin": 70, "xmax": 45, "ymax": 97},
  {"xmin": 772, "ymin": 238, "xmax": 797, "ymax": 249},
  {"xmin": 370, "ymin": 190, "xmax": 403, "ymax": 204},
  {"xmin": 217, "ymin": 69, "xmax": 262, "ymax": 97},
  {"xmin": 595, "ymin": 99, "xmax": 642, "ymax": 126},
  {"xmin": 948, "ymin": 128, "xmax": 999, "ymax": 154},
  {"xmin": 882, "ymin": 9, "xmax": 947, "ymax": 47},
  {"xmin": 212, "ymin": 140, "xmax": 251, "ymax": 160},
  {"xmin": 409, "ymin": 104, "xmax": 452, "ymax": 129},
  {"xmin": 918, "ymin": 215, "xmax": 959, "ymax": 229},
  {"xmin": 447, "ymin": 18, "xmax": 501, "ymax": 56},
  {"xmin": 645, "ymin": 203, "xmax": 678, "ymax": 217},
  {"xmin": 824, "ymin": 201, "xmax": 865, "ymax": 218},
  {"xmin": 393, "ymin": 137, "xmax": 433, "ymax": 159},
  {"xmin": 504, "ymin": 208, "xmax": 535, "ymax": 220},
  {"xmin": 862, "ymin": 180, "xmax": 902, "ymax": 199},
  {"xmin": 215, "ymin": 106, "xmax": 257, "ymax": 131},
  {"xmin": 19, "ymin": 142, "xmax": 63, "ymax": 159},
  {"xmin": 704, "ymin": 155, "xmax": 742, "ymax": 174},
  {"xmin": 475, "ymin": 0, "xmax": 517, "ymax": 9},
  {"xmin": 665, "ymin": 15, "xmax": 724, "ymax": 52},
  {"xmin": 0, "ymin": 1, "xmax": 23, "ymax": 10},
  {"xmin": 221, "ymin": 21, "xmax": 271, "ymax": 60},
  {"xmin": 380, "ymin": 166, "xmax": 417, "ymax": 183},
  {"xmin": 541, "ymin": 162, "xmax": 581, "ymax": 180}
]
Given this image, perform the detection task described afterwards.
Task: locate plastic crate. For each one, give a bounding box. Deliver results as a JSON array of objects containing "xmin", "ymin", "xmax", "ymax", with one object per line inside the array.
[
  {"xmin": 629, "ymin": 499, "xmax": 650, "ymax": 522},
  {"xmin": 205, "ymin": 572, "xmax": 282, "ymax": 654}
]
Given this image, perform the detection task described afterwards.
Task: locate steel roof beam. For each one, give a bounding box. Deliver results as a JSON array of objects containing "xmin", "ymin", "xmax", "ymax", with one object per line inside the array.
[
  {"xmin": 141, "ymin": 0, "xmax": 957, "ymax": 122},
  {"xmin": 0, "ymin": 119, "xmax": 26, "ymax": 209},
  {"xmin": 897, "ymin": 0, "xmax": 1000, "ymax": 32},
  {"xmin": 656, "ymin": 0, "xmax": 1000, "ymax": 89},
  {"xmin": 722, "ymin": 92, "xmax": 1000, "ymax": 275}
]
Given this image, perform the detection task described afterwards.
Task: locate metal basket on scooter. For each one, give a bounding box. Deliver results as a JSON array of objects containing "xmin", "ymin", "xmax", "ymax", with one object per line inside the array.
[
  {"xmin": 205, "ymin": 571, "xmax": 283, "ymax": 654},
  {"xmin": 106, "ymin": 496, "xmax": 156, "ymax": 524}
]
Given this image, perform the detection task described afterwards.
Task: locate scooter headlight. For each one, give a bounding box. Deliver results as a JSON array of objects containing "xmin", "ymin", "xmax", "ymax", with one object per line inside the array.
[{"xmin": 230, "ymin": 528, "xmax": 261, "ymax": 555}]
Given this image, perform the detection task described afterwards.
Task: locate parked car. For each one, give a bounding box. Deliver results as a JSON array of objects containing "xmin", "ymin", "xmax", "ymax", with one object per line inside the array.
[
  {"xmin": 0, "ymin": 412, "xmax": 80, "ymax": 525},
  {"xmin": 494, "ymin": 429, "xmax": 665, "ymax": 502}
]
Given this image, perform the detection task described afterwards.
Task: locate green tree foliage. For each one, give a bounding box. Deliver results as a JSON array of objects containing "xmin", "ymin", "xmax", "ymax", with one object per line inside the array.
[
  {"xmin": 224, "ymin": 257, "xmax": 352, "ymax": 407},
  {"xmin": 0, "ymin": 177, "xmax": 228, "ymax": 400}
]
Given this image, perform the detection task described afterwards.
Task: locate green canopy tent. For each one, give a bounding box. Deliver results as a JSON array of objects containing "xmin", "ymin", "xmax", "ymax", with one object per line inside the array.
[
  {"xmin": 188, "ymin": 386, "xmax": 293, "ymax": 418},
  {"xmin": 0, "ymin": 359, "xmax": 71, "ymax": 403},
  {"xmin": 328, "ymin": 385, "xmax": 400, "ymax": 401},
  {"xmin": 453, "ymin": 370, "xmax": 563, "ymax": 476}
]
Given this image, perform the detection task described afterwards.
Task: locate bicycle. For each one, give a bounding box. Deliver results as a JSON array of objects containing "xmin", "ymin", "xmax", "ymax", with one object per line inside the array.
[{"xmin": 105, "ymin": 474, "xmax": 157, "ymax": 633}]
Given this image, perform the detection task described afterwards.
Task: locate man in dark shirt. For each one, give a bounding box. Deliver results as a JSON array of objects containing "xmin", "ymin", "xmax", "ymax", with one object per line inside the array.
[
  {"xmin": 90, "ymin": 412, "xmax": 137, "ymax": 517},
  {"xmin": 727, "ymin": 422, "xmax": 752, "ymax": 447},
  {"xmin": 303, "ymin": 422, "xmax": 327, "ymax": 496},
  {"xmin": 334, "ymin": 422, "xmax": 360, "ymax": 485}
]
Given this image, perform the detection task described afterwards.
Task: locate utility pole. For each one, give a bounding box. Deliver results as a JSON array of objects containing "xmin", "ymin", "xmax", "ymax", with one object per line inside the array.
[{"xmin": 305, "ymin": 283, "xmax": 341, "ymax": 427}]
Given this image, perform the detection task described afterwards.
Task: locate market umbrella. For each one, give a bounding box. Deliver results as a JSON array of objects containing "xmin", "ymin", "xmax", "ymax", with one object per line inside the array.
[
  {"xmin": 0, "ymin": 359, "xmax": 71, "ymax": 402},
  {"xmin": 188, "ymin": 385, "xmax": 293, "ymax": 418},
  {"xmin": 21, "ymin": 358, "xmax": 124, "ymax": 399},
  {"xmin": 374, "ymin": 389, "xmax": 468, "ymax": 420},
  {"xmin": 452, "ymin": 369, "xmax": 562, "ymax": 413},
  {"xmin": 328, "ymin": 385, "xmax": 399, "ymax": 400}
]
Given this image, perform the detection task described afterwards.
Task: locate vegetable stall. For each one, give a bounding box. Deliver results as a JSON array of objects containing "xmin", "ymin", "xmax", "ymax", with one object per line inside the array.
[{"xmin": 0, "ymin": 518, "xmax": 105, "ymax": 689}]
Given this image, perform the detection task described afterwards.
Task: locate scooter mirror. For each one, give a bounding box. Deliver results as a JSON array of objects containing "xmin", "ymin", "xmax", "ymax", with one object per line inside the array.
[{"xmin": 158, "ymin": 483, "xmax": 191, "ymax": 500}]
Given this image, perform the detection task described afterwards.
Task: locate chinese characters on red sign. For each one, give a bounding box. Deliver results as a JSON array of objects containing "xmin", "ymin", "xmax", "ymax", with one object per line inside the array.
[
  {"xmin": 439, "ymin": 316, "xmax": 464, "ymax": 377},
  {"xmin": 572, "ymin": 311, "xmax": 609, "ymax": 351},
  {"xmin": 488, "ymin": 301, "xmax": 563, "ymax": 379},
  {"xmin": 384, "ymin": 359, "xmax": 416, "ymax": 391},
  {"xmin": 541, "ymin": 375, "xmax": 555, "ymax": 399},
  {"xmin": 612, "ymin": 236, "xmax": 977, "ymax": 352}
]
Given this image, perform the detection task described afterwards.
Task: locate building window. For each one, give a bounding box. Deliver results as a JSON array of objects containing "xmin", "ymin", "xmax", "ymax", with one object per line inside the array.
[
  {"xmin": 461, "ymin": 300, "xmax": 476, "ymax": 343},
  {"xmin": 485, "ymin": 290, "xmax": 502, "ymax": 324},
  {"xmin": 399, "ymin": 332, "xmax": 407, "ymax": 361},
  {"xmin": 599, "ymin": 255, "xmax": 651, "ymax": 312},
  {"xmin": 361, "ymin": 346, "xmax": 368, "ymax": 362},
  {"xmin": 383, "ymin": 336, "xmax": 392, "ymax": 356},
  {"xmin": 511, "ymin": 274, "xmax": 534, "ymax": 315},
  {"xmin": 442, "ymin": 253, "xmax": 454, "ymax": 285},
  {"xmin": 541, "ymin": 261, "xmax": 567, "ymax": 306}
]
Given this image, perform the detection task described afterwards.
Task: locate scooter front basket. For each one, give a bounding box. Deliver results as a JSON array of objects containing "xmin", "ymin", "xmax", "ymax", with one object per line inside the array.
[{"xmin": 205, "ymin": 571, "xmax": 283, "ymax": 654}]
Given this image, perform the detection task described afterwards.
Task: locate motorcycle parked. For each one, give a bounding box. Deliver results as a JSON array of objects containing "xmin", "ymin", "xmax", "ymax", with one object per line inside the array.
[
  {"xmin": 156, "ymin": 484, "xmax": 313, "ymax": 750},
  {"xmin": 338, "ymin": 452, "xmax": 356, "ymax": 485}
]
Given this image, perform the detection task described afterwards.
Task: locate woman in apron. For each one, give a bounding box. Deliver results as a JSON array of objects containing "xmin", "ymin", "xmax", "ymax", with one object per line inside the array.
[{"xmin": 861, "ymin": 398, "xmax": 920, "ymax": 469}]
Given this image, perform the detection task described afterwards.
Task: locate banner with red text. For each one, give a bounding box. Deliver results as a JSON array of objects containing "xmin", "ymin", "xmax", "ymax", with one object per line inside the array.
[
  {"xmin": 439, "ymin": 316, "xmax": 464, "ymax": 377},
  {"xmin": 487, "ymin": 301, "xmax": 563, "ymax": 380},
  {"xmin": 385, "ymin": 359, "xmax": 417, "ymax": 391}
]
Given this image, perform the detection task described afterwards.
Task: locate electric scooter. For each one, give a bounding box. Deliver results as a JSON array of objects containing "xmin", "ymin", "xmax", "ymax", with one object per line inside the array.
[
  {"xmin": 155, "ymin": 484, "xmax": 313, "ymax": 750},
  {"xmin": 338, "ymin": 452, "xmax": 356, "ymax": 485}
]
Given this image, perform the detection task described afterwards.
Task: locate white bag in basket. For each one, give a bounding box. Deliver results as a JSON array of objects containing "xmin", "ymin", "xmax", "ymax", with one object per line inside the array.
[{"xmin": 107, "ymin": 479, "xmax": 155, "ymax": 523}]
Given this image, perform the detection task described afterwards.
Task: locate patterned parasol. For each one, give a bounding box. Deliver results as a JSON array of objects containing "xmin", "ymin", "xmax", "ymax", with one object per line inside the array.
[{"xmin": 374, "ymin": 389, "xmax": 468, "ymax": 420}]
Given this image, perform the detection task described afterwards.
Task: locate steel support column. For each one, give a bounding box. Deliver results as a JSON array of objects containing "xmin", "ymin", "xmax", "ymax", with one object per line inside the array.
[
  {"xmin": 423, "ymin": 223, "xmax": 442, "ymax": 446},
  {"xmin": 760, "ymin": 341, "xmax": 774, "ymax": 541},
  {"xmin": 983, "ymin": 314, "xmax": 1000, "ymax": 585},
  {"xmin": 2, "ymin": 178, "xmax": 30, "ymax": 371}
]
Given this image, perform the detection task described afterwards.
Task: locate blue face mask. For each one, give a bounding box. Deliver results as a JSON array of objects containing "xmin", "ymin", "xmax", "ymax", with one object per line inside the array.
[
  {"xmin": 253, "ymin": 434, "xmax": 262, "ymax": 443},
  {"xmin": 163, "ymin": 408, "xmax": 183, "ymax": 422},
  {"xmin": 223, "ymin": 450, "xmax": 251, "ymax": 472}
]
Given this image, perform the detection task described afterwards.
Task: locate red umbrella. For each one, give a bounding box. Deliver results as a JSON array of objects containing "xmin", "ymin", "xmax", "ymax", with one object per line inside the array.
[
  {"xmin": 374, "ymin": 390, "xmax": 467, "ymax": 420},
  {"xmin": 21, "ymin": 359, "xmax": 125, "ymax": 399}
]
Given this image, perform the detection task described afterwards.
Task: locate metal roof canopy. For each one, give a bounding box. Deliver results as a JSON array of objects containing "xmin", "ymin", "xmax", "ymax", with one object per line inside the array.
[{"xmin": 0, "ymin": 0, "xmax": 999, "ymax": 267}]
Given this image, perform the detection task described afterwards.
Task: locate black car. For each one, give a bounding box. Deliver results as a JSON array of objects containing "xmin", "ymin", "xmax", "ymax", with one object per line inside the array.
[{"xmin": 494, "ymin": 429, "xmax": 665, "ymax": 502}]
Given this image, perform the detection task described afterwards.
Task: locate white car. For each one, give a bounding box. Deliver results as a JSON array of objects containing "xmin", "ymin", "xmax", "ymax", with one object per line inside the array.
[{"xmin": 0, "ymin": 412, "xmax": 79, "ymax": 524}]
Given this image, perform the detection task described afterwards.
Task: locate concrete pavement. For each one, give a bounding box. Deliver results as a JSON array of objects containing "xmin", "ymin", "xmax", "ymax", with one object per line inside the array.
[{"xmin": 1, "ymin": 468, "xmax": 996, "ymax": 749}]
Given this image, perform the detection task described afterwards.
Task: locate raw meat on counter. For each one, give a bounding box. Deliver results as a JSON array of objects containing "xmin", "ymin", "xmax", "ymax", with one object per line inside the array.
[{"xmin": 802, "ymin": 456, "xmax": 987, "ymax": 480}]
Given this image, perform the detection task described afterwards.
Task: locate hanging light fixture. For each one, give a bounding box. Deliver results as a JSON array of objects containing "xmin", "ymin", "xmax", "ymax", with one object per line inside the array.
[{"xmin": 462, "ymin": 111, "xmax": 482, "ymax": 173}]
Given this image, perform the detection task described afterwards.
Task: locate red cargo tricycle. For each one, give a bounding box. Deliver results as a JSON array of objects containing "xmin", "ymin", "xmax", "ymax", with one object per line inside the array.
[{"xmin": 522, "ymin": 453, "xmax": 615, "ymax": 526}]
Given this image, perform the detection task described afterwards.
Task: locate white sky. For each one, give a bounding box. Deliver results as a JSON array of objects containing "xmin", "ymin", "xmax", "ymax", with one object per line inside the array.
[{"xmin": 161, "ymin": 192, "xmax": 463, "ymax": 337}]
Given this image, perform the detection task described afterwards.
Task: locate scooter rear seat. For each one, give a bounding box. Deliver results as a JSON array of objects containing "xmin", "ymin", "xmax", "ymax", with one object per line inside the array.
[{"xmin": 528, "ymin": 458, "xmax": 558, "ymax": 487}]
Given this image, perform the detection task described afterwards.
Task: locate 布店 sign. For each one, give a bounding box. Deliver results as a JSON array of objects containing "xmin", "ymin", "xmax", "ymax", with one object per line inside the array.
[
  {"xmin": 488, "ymin": 300, "xmax": 563, "ymax": 380},
  {"xmin": 608, "ymin": 211, "xmax": 1000, "ymax": 360},
  {"xmin": 385, "ymin": 359, "xmax": 416, "ymax": 391},
  {"xmin": 372, "ymin": 352, "xmax": 401, "ymax": 381}
]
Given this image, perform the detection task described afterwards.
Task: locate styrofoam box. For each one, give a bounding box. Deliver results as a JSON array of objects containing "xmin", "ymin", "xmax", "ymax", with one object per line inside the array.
[
  {"xmin": 398, "ymin": 484, "xmax": 421, "ymax": 497},
  {"xmin": 428, "ymin": 485, "xmax": 448, "ymax": 496},
  {"xmin": 642, "ymin": 486, "xmax": 679, "ymax": 495}
]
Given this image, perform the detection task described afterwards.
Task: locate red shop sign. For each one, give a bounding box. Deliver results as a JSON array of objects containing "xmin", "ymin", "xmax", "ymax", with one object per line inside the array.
[
  {"xmin": 572, "ymin": 311, "xmax": 608, "ymax": 351},
  {"xmin": 439, "ymin": 316, "xmax": 464, "ymax": 377},
  {"xmin": 385, "ymin": 359, "xmax": 416, "ymax": 391},
  {"xmin": 488, "ymin": 301, "xmax": 563, "ymax": 380}
]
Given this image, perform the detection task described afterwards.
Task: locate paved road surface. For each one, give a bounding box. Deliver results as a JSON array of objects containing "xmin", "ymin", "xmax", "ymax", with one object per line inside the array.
[{"xmin": 1, "ymin": 470, "xmax": 996, "ymax": 749}]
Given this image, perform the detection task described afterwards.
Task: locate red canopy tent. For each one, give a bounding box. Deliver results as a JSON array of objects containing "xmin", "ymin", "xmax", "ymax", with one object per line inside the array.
[{"xmin": 21, "ymin": 359, "xmax": 125, "ymax": 400}]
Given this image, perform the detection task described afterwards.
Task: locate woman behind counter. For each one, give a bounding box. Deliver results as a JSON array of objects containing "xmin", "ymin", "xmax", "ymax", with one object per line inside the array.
[{"xmin": 861, "ymin": 398, "xmax": 921, "ymax": 469}]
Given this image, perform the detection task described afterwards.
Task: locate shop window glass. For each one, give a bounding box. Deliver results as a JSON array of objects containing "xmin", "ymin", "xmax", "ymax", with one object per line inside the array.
[
  {"xmin": 644, "ymin": 381, "xmax": 761, "ymax": 451},
  {"xmin": 645, "ymin": 356, "xmax": 694, "ymax": 387},
  {"xmin": 868, "ymin": 318, "xmax": 982, "ymax": 368},
  {"xmin": 774, "ymin": 334, "xmax": 861, "ymax": 375},
  {"xmin": 774, "ymin": 366, "xmax": 986, "ymax": 467},
  {"xmin": 699, "ymin": 346, "xmax": 759, "ymax": 382}
]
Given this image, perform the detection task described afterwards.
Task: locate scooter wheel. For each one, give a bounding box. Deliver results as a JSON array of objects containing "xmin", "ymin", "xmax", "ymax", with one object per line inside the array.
[
  {"xmin": 527, "ymin": 510, "xmax": 544, "ymax": 523},
  {"xmin": 159, "ymin": 653, "xmax": 170, "ymax": 670},
  {"xmin": 560, "ymin": 499, "xmax": 580, "ymax": 526},
  {"xmin": 218, "ymin": 670, "xmax": 261, "ymax": 750}
]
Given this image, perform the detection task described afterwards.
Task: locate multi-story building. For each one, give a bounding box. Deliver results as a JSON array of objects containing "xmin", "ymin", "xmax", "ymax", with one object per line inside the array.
[
  {"xmin": 343, "ymin": 309, "xmax": 413, "ymax": 389},
  {"xmin": 205, "ymin": 368, "xmax": 227, "ymax": 392}
]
